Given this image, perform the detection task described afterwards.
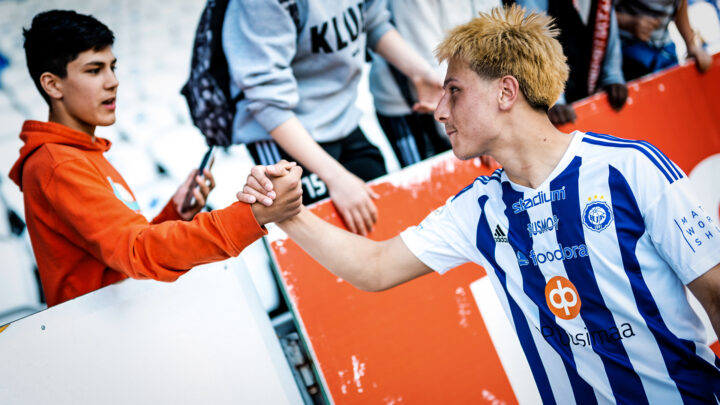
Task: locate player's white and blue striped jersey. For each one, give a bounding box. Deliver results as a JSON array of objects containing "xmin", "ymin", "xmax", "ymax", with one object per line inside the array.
[{"xmin": 401, "ymin": 131, "xmax": 720, "ymax": 404}]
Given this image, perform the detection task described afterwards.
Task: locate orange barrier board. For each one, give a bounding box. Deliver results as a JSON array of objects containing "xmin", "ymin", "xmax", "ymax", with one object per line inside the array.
[{"xmin": 269, "ymin": 54, "xmax": 720, "ymax": 404}]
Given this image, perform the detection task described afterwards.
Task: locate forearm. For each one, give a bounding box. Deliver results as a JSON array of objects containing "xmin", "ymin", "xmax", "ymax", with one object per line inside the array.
[
  {"xmin": 674, "ymin": 0, "xmax": 696, "ymax": 48},
  {"xmin": 374, "ymin": 29, "xmax": 434, "ymax": 83},
  {"xmin": 150, "ymin": 199, "xmax": 183, "ymax": 224},
  {"xmin": 277, "ymin": 208, "xmax": 385, "ymax": 290},
  {"xmin": 706, "ymin": 301, "xmax": 720, "ymax": 342},
  {"xmin": 269, "ymin": 117, "xmax": 346, "ymax": 183},
  {"xmin": 688, "ymin": 263, "xmax": 720, "ymax": 341},
  {"xmin": 117, "ymin": 203, "xmax": 265, "ymax": 280}
]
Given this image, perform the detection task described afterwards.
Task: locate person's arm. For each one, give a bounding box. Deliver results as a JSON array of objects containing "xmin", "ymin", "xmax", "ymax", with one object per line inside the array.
[
  {"xmin": 45, "ymin": 159, "xmax": 300, "ymax": 282},
  {"xmin": 687, "ymin": 263, "xmax": 720, "ymax": 339},
  {"xmin": 372, "ymin": 29, "xmax": 443, "ymax": 113},
  {"xmin": 616, "ymin": 11, "xmax": 661, "ymax": 42},
  {"xmin": 223, "ymin": 0, "xmax": 379, "ymax": 236},
  {"xmin": 270, "ymin": 117, "xmax": 379, "ymax": 236},
  {"xmin": 278, "ymin": 207, "xmax": 433, "ymax": 291},
  {"xmin": 600, "ymin": 8, "xmax": 628, "ymax": 110},
  {"xmin": 674, "ymin": 0, "xmax": 712, "ymax": 73},
  {"xmin": 241, "ymin": 162, "xmax": 478, "ymax": 291}
]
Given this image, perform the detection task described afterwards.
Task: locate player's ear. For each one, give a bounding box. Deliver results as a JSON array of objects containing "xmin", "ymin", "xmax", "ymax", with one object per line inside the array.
[
  {"xmin": 498, "ymin": 75, "xmax": 519, "ymax": 111},
  {"xmin": 40, "ymin": 72, "xmax": 63, "ymax": 100}
]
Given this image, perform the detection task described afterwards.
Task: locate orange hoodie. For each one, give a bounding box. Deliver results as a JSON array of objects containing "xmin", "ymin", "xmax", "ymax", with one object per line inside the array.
[{"xmin": 9, "ymin": 121, "xmax": 266, "ymax": 307}]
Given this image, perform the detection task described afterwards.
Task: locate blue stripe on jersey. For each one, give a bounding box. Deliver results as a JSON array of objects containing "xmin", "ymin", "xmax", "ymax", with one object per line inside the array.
[
  {"xmin": 608, "ymin": 165, "xmax": 720, "ymax": 402},
  {"xmin": 475, "ymin": 195, "xmax": 558, "ymax": 405},
  {"xmin": 500, "ymin": 182, "xmax": 598, "ymax": 404},
  {"xmin": 453, "ymin": 172, "xmax": 502, "ymax": 201},
  {"xmin": 582, "ymin": 135, "xmax": 677, "ymax": 184},
  {"xmin": 453, "ymin": 183, "xmax": 474, "ymax": 202},
  {"xmin": 587, "ymin": 132, "xmax": 683, "ymax": 181},
  {"xmin": 550, "ymin": 156, "xmax": 650, "ymax": 404}
]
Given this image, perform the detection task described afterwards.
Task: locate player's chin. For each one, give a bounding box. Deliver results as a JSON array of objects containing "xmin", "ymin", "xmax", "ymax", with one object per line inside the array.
[{"xmin": 452, "ymin": 149, "xmax": 473, "ymax": 161}]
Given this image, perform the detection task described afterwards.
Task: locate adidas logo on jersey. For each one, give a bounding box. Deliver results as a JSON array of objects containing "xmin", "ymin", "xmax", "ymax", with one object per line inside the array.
[{"xmin": 493, "ymin": 225, "xmax": 508, "ymax": 243}]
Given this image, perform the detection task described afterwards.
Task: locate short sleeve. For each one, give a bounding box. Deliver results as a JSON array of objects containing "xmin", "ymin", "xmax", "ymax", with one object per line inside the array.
[
  {"xmin": 645, "ymin": 178, "xmax": 720, "ymax": 284},
  {"xmin": 400, "ymin": 199, "xmax": 476, "ymax": 274}
]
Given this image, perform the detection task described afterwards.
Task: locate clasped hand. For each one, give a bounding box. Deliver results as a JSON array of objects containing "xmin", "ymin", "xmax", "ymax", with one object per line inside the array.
[{"xmin": 238, "ymin": 160, "xmax": 304, "ymax": 226}]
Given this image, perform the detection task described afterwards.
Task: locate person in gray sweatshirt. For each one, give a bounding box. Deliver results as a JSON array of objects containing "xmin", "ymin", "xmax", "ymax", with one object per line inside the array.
[
  {"xmin": 223, "ymin": 0, "xmax": 442, "ymax": 236},
  {"xmin": 369, "ymin": 0, "xmax": 500, "ymax": 168}
]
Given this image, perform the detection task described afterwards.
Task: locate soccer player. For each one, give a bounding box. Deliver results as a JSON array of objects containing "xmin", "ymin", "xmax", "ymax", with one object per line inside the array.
[{"xmin": 242, "ymin": 5, "xmax": 720, "ymax": 402}]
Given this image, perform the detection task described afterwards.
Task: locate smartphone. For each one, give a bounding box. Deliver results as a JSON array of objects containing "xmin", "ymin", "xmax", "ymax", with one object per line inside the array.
[{"xmin": 181, "ymin": 146, "xmax": 215, "ymax": 212}]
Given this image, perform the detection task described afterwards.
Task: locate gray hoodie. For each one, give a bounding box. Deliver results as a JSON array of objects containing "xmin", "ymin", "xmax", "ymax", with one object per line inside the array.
[{"xmin": 223, "ymin": 0, "xmax": 392, "ymax": 144}]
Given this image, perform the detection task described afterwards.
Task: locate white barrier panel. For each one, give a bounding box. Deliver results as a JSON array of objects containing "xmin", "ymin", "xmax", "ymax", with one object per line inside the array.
[{"xmin": 0, "ymin": 259, "xmax": 303, "ymax": 405}]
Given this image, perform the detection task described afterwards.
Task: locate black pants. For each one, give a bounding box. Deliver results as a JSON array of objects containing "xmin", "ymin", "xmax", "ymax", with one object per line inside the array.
[
  {"xmin": 248, "ymin": 127, "xmax": 386, "ymax": 205},
  {"xmin": 377, "ymin": 112, "xmax": 451, "ymax": 168}
]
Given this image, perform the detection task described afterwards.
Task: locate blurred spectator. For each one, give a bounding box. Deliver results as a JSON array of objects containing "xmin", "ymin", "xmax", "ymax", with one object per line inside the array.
[
  {"xmin": 223, "ymin": 0, "xmax": 442, "ymax": 236},
  {"xmin": 368, "ymin": 0, "xmax": 500, "ymax": 168},
  {"xmin": 616, "ymin": 0, "xmax": 712, "ymax": 80},
  {"xmin": 515, "ymin": 0, "xmax": 628, "ymax": 125}
]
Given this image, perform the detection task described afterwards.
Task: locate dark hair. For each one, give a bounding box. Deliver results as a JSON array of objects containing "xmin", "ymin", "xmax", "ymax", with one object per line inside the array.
[{"xmin": 23, "ymin": 10, "xmax": 114, "ymax": 105}]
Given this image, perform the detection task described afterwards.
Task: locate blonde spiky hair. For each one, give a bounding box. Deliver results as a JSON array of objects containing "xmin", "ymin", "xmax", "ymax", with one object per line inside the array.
[{"xmin": 435, "ymin": 5, "xmax": 568, "ymax": 110}]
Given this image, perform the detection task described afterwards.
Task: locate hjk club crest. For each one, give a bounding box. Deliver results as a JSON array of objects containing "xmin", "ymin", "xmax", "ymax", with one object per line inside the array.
[{"xmin": 582, "ymin": 196, "xmax": 613, "ymax": 232}]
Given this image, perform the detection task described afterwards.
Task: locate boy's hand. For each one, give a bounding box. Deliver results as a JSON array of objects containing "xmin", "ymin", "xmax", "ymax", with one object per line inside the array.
[
  {"xmin": 237, "ymin": 160, "xmax": 297, "ymax": 206},
  {"xmin": 247, "ymin": 165, "xmax": 303, "ymax": 226},
  {"xmin": 173, "ymin": 169, "xmax": 216, "ymax": 220}
]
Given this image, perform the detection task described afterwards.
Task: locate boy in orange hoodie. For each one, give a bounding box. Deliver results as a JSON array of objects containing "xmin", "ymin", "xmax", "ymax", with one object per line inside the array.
[{"xmin": 9, "ymin": 10, "xmax": 303, "ymax": 307}]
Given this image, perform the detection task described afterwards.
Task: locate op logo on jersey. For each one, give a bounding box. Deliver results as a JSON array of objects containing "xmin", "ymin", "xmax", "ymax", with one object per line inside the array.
[
  {"xmin": 545, "ymin": 276, "xmax": 581, "ymax": 320},
  {"xmin": 582, "ymin": 196, "xmax": 613, "ymax": 232}
]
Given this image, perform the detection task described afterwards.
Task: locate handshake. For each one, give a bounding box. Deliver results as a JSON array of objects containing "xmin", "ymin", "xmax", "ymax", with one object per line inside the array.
[{"xmin": 237, "ymin": 160, "xmax": 304, "ymax": 226}]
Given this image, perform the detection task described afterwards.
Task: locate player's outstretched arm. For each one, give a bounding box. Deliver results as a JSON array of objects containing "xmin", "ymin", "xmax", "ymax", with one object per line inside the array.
[
  {"xmin": 278, "ymin": 207, "xmax": 433, "ymax": 291},
  {"xmin": 688, "ymin": 262, "xmax": 720, "ymax": 340}
]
